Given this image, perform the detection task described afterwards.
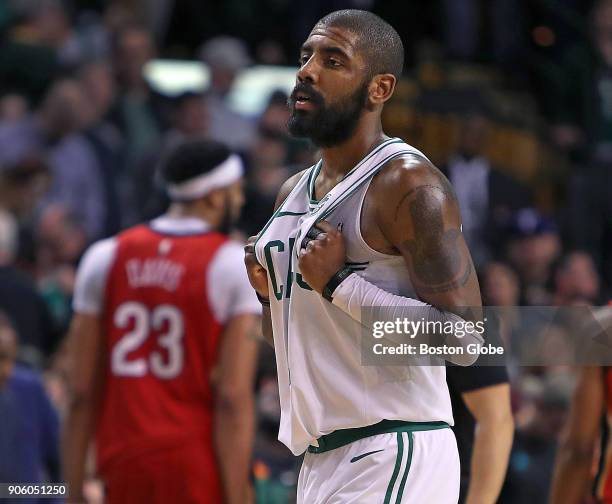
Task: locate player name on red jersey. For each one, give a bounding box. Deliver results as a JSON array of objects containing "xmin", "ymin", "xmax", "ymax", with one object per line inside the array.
[{"xmin": 125, "ymin": 258, "xmax": 185, "ymax": 291}]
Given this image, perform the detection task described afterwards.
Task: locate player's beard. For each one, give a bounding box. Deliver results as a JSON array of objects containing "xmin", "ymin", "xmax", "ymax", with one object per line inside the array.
[{"xmin": 287, "ymin": 79, "xmax": 369, "ymax": 148}]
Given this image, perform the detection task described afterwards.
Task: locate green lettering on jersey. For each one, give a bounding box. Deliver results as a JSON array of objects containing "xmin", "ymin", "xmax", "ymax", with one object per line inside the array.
[
  {"xmin": 286, "ymin": 238, "xmax": 313, "ymax": 296},
  {"xmin": 295, "ymin": 269, "xmax": 312, "ymax": 291},
  {"xmin": 264, "ymin": 240, "xmax": 285, "ymax": 300},
  {"xmin": 286, "ymin": 238, "xmax": 295, "ymax": 298},
  {"xmin": 264, "ymin": 239, "xmax": 312, "ymax": 300}
]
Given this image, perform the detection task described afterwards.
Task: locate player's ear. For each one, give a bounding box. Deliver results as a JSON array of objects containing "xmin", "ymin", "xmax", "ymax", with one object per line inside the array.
[
  {"xmin": 205, "ymin": 188, "xmax": 226, "ymax": 210},
  {"xmin": 368, "ymin": 73, "xmax": 396, "ymax": 108}
]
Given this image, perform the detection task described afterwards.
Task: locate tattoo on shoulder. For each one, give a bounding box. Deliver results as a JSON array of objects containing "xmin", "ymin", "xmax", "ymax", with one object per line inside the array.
[
  {"xmin": 398, "ymin": 185, "xmax": 471, "ymax": 293},
  {"xmin": 393, "ymin": 184, "xmax": 442, "ymax": 221}
]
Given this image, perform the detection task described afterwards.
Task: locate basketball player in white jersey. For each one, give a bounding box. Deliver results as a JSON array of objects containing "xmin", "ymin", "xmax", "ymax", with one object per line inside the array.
[{"xmin": 245, "ymin": 10, "xmax": 484, "ymax": 503}]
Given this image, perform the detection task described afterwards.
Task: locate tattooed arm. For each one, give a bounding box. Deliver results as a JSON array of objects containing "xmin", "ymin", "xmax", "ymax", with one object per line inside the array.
[
  {"xmin": 298, "ymin": 156, "xmax": 484, "ymax": 365},
  {"xmin": 374, "ymin": 156, "xmax": 483, "ymax": 318}
]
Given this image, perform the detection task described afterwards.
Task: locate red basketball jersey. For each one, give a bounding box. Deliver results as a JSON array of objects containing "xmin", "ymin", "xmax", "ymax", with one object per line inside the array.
[{"xmin": 95, "ymin": 224, "xmax": 228, "ymax": 475}]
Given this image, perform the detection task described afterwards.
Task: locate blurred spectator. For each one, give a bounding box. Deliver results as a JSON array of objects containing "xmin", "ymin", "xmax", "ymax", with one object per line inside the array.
[
  {"xmin": 256, "ymin": 39, "xmax": 287, "ymax": 66},
  {"xmin": 71, "ymin": 9, "xmax": 112, "ymax": 63},
  {"xmin": 27, "ymin": 0, "xmax": 81, "ymax": 68},
  {"xmin": 111, "ymin": 24, "xmax": 162, "ymax": 164},
  {"xmin": 480, "ymin": 261, "xmax": 522, "ymax": 357},
  {"xmin": 110, "ymin": 24, "xmax": 164, "ymax": 225},
  {"xmin": 0, "ymin": 94, "xmax": 28, "ymax": 122},
  {"xmin": 133, "ymin": 91, "xmax": 210, "ymax": 220},
  {"xmin": 237, "ymin": 90, "xmax": 312, "ymax": 237},
  {"xmin": 0, "ymin": 156, "xmax": 50, "ymax": 269},
  {"xmin": 0, "ymin": 312, "xmax": 61, "ymax": 495},
  {"xmin": 440, "ymin": 111, "xmax": 531, "ymax": 267},
  {"xmin": 259, "ymin": 91, "xmax": 290, "ymax": 137},
  {"xmin": 442, "ymin": 0, "xmax": 527, "ymax": 68},
  {"xmin": 0, "ymin": 157, "xmax": 50, "ymax": 221},
  {"xmin": 258, "ymin": 90, "xmax": 314, "ymax": 166},
  {"xmin": 35, "ymin": 204, "xmax": 86, "ymax": 267},
  {"xmin": 0, "ymin": 0, "xmax": 98, "ymax": 82},
  {"xmin": 0, "ymin": 78, "xmax": 108, "ymax": 240},
  {"xmin": 0, "ymin": 211, "xmax": 59, "ymax": 365},
  {"xmin": 172, "ymin": 91, "xmax": 209, "ymax": 139},
  {"xmin": 481, "ymin": 262, "xmax": 521, "ymax": 307},
  {"xmin": 553, "ymin": 251, "xmax": 600, "ymax": 305},
  {"xmin": 505, "ymin": 209, "xmax": 562, "ymax": 305},
  {"xmin": 199, "ymin": 36, "xmax": 256, "ymax": 151},
  {"xmin": 78, "ymin": 60, "xmax": 123, "ymax": 237},
  {"xmin": 552, "ymin": 0, "xmax": 612, "ymax": 162},
  {"xmin": 500, "ymin": 373, "xmax": 573, "ymax": 503},
  {"xmin": 35, "ymin": 204, "xmax": 85, "ymax": 335},
  {"xmin": 443, "ymin": 0, "xmax": 479, "ymax": 60},
  {"xmin": 569, "ymin": 162, "xmax": 612, "ymax": 299},
  {"xmin": 0, "ymin": 0, "xmax": 60, "ymax": 105},
  {"xmin": 37, "ymin": 79, "xmax": 107, "ymax": 240},
  {"xmin": 240, "ymin": 130, "xmax": 291, "ymax": 237}
]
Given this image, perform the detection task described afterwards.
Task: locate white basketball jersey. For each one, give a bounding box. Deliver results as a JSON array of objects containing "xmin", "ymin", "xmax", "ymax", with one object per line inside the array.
[{"xmin": 254, "ymin": 138, "xmax": 454, "ymax": 455}]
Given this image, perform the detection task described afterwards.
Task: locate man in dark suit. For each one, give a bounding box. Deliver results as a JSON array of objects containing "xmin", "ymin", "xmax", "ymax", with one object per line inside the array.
[{"xmin": 440, "ymin": 111, "xmax": 532, "ymax": 267}]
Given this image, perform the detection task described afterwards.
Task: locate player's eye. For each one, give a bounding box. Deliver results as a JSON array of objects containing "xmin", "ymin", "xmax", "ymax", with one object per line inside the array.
[
  {"xmin": 299, "ymin": 54, "xmax": 310, "ymax": 66},
  {"xmin": 328, "ymin": 58, "xmax": 341, "ymax": 67}
]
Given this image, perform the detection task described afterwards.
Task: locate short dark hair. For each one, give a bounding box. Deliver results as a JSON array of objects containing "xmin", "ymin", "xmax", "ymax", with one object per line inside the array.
[
  {"xmin": 159, "ymin": 139, "xmax": 232, "ymax": 186},
  {"xmin": 316, "ymin": 9, "xmax": 404, "ymax": 80}
]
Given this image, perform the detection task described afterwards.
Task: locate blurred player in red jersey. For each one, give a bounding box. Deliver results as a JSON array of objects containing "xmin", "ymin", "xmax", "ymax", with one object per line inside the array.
[
  {"xmin": 63, "ymin": 140, "xmax": 260, "ymax": 504},
  {"xmin": 550, "ymin": 305, "xmax": 612, "ymax": 504}
]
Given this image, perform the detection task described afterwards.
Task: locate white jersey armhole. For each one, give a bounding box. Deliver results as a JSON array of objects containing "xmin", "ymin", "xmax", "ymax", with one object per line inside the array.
[
  {"xmin": 208, "ymin": 241, "xmax": 261, "ymax": 324},
  {"xmin": 72, "ymin": 237, "xmax": 118, "ymax": 315}
]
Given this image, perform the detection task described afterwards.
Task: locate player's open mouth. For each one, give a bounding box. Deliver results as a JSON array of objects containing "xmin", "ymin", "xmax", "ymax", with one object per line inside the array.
[{"xmin": 295, "ymin": 93, "xmax": 315, "ymax": 110}]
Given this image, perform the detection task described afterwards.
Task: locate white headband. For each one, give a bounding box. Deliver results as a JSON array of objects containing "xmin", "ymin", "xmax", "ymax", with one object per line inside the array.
[{"xmin": 167, "ymin": 154, "xmax": 243, "ymax": 200}]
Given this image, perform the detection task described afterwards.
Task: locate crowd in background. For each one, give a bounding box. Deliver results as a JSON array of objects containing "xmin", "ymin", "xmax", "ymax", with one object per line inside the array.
[{"xmin": 0, "ymin": 0, "xmax": 611, "ymax": 502}]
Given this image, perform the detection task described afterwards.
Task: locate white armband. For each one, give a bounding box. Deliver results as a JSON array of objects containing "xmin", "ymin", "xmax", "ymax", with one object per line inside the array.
[{"xmin": 331, "ymin": 273, "xmax": 483, "ymax": 366}]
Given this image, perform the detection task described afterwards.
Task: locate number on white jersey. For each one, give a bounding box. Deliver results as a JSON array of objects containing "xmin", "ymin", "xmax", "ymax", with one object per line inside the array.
[{"xmin": 111, "ymin": 302, "xmax": 184, "ymax": 379}]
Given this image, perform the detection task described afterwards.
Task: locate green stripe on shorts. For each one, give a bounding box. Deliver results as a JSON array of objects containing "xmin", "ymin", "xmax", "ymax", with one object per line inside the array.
[
  {"xmin": 395, "ymin": 432, "xmax": 414, "ymax": 503},
  {"xmin": 384, "ymin": 432, "xmax": 404, "ymax": 504}
]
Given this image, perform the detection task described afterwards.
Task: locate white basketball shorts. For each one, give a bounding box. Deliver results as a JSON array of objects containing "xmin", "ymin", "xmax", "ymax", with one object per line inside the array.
[{"xmin": 297, "ymin": 421, "xmax": 460, "ymax": 503}]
